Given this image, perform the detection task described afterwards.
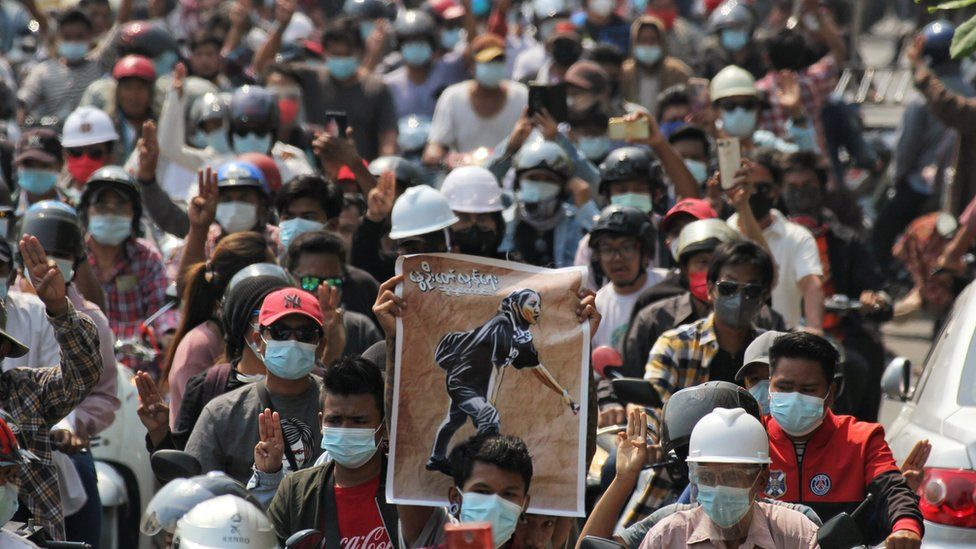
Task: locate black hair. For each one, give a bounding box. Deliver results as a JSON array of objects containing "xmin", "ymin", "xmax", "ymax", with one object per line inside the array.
[
  {"xmin": 322, "ymin": 16, "xmax": 364, "ymax": 50},
  {"xmin": 321, "ymin": 355, "xmax": 385, "ymax": 418},
  {"xmin": 668, "ymin": 124, "xmax": 711, "ymax": 158},
  {"xmin": 449, "ymin": 433, "xmax": 533, "ymax": 492},
  {"xmin": 285, "ymin": 230, "xmax": 348, "ymax": 269},
  {"xmin": 585, "ymin": 43, "xmax": 625, "ymax": 68},
  {"xmin": 751, "ymin": 147, "xmax": 782, "ymax": 185},
  {"xmin": 780, "ymin": 150, "xmax": 828, "ymax": 187},
  {"xmin": 568, "ymin": 106, "xmax": 609, "ymax": 132},
  {"xmin": 769, "ymin": 331, "xmax": 839, "ymax": 385},
  {"xmin": 275, "ymin": 175, "xmax": 344, "ymax": 221},
  {"xmin": 189, "ymin": 29, "xmax": 224, "ymax": 52},
  {"xmin": 706, "ymin": 240, "xmax": 774, "ymax": 290},
  {"xmin": 765, "ymin": 27, "xmax": 815, "ymax": 72},
  {"xmin": 656, "ymin": 84, "xmax": 691, "ymax": 120},
  {"xmin": 79, "ymin": 0, "xmax": 110, "ymax": 7},
  {"xmin": 58, "ymin": 9, "xmax": 93, "ymax": 31},
  {"xmin": 265, "ymin": 63, "xmax": 302, "ymax": 85}
]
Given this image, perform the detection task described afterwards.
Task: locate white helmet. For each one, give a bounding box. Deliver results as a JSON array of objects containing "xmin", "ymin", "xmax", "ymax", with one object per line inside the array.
[
  {"xmin": 172, "ymin": 495, "xmax": 278, "ymax": 549},
  {"xmin": 62, "ymin": 106, "xmax": 119, "ymax": 148},
  {"xmin": 686, "ymin": 407, "xmax": 771, "ymax": 464},
  {"xmin": 440, "ymin": 167, "xmax": 504, "ymax": 214},
  {"xmin": 709, "ymin": 65, "xmax": 757, "ymax": 102},
  {"xmin": 283, "ymin": 11, "xmax": 314, "ymax": 43},
  {"xmin": 389, "ymin": 185, "xmax": 459, "ymax": 240}
]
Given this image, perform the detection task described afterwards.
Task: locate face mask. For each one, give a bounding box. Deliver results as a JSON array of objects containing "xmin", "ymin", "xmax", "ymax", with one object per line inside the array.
[
  {"xmin": 0, "ymin": 484, "xmax": 18, "ymax": 525},
  {"xmin": 684, "ymin": 159, "xmax": 709, "ymax": 184},
  {"xmin": 721, "ymin": 107, "xmax": 757, "ymax": 138},
  {"xmin": 67, "ymin": 154, "xmax": 106, "ymax": 183},
  {"xmin": 696, "ymin": 484, "xmax": 753, "ymax": 528},
  {"xmin": 278, "ymin": 98, "xmax": 302, "ymax": 126},
  {"xmin": 54, "ymin": 257, "xmax": 75, "ymax": 283},
  {"xmin": 280, "ymin": 217, "xmax": 325, "ymax": 251},
  {"xmin": 232, "ymin": 132, "xmax": 273, "ymax": 155},
  {"xmin": 552, "ymin": 39, "xmax": 581, "ymax": 67},
  {"xmin": 589, "ymin": 0, "xmax": 615, "ymax": 17},
  {"xmin": 688, "ymin": 270, "xmax": 710, "ymax": 303},
  {"xmin": 321, "ymin": 425, "xmax": 380, "ymax": 468},
  {"xmin": 452, "ymin": 226, "xmax": 497, "ymax": 256},
  {"xmin": 459, "ymin": 492, "xmax": 523, "ymax": 548},
  {"xmin": 784, "ymin": 186, "xmax": 823, "ymax": 217},
  {"xmin": 770, "ymin": 390, "xmax": 826, "ymax": 436},
  {"xmin": 18, "ymin": 168, "xmax": 58, "ymax": 195},
  {"xmin": 261, "ymin": 338, "xmax": 317, "ymax": 380},
  {"xmin": 215, "ymin": 201, "xmax": 258, "ymax": 233},
  {"xmin": 59, "ymin": 41, "xmax": 89, "ymax": 62},
  {"xmin": 720, "ymin": 29, "xmax": 750, "ymax": 53},
  {"xmin": 237, "ymin": 371, "xmax": 266, "ymax": 383},
  {"xmin": 197, "ymin": 128, "xmax": 231, "ymax": 154},
  {"xmin": 634, "ymin": 45, "xmax": 662, "ymax": 66},
  {"xmin": 749, "ymin": 379, "xmax": 770, "ymax": 415},
  {"xmin": 441, "ymin": 28, "xmax": 462, "ymax": 49},
  {"xmin": 327, "ymin": 56, "xmax": 360, "ymax": 80},
  {"xmin": 518, "ymin": 180, "xmax": 561, "ymax": 204},
  {"xmin": 89, "ymin": 214, "xmax": 132, "ymax": 246},
  {"xmin": 153, "ymin": 51, "xmax": 179, "ymax": 76},
  {"xmin": 713, "ymin": 293, "xmax": 762, "ymax": 328},
  {"xmin": 630, "ymin": 0, "xmax": 648, "ymax": 14},
  {"xmin": 402, "ymin": 41, "xmax": 433, "ymax": 66},
  {"xmin": 475, "ymin": 62, "xmax": 507, "ymax": 88},
  {"xmin": 748, "ymin": 190, "xmax": 773, "ymax": 220},
  {"xmin": 610, "ymin": 192, "xmax": 653, "ymax": 213},
  {"xmin": 576, "ymin": 136, "xmax": 610, "ymax": 161},
  {"xmin": 359, "ymin": 21, "xmax": 375, "ymax": 43}
]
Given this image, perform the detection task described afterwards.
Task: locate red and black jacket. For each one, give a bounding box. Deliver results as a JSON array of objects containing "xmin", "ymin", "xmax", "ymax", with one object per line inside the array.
[{"xmin": 762, "ymin": 411, "xmax": 923, "ymax": 544}]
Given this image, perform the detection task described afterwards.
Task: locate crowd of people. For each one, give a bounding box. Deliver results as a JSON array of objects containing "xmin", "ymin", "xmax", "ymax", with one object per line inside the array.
[{"xmin": 0, "ymin": 0, "xmax": 973, "ymax": 546}]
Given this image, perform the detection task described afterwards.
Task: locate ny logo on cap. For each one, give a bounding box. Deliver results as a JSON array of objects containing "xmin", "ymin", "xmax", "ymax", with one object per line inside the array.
[{"xmin": 284, "ymin": 293, "xmax": 301, "ymax": 309}]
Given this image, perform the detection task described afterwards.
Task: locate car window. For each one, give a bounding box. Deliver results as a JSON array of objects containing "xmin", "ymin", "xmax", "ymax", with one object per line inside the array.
[{"xmin": 915, "ymin": 290, "xmax": 966, "ymax": 403}]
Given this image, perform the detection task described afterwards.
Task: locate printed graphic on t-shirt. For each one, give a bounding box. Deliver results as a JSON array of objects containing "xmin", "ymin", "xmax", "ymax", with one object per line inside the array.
[
  {"xmin": 280, "ymin": 417, "xmax": 315, "ymax": 471},
  {"xmin": 341, "ymin": 525, "xmax": 393, "ymax": 549},
  {"xmin": 335, "ymin": 476, "xmax": 392, "ymax": 549}
]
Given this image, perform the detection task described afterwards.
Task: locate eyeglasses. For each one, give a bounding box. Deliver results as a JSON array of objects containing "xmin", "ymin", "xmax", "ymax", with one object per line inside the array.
[
  {"xmin": 65, "ymin": 147, "xmax": 106, "ymax": 159},
  {"xmin": 598, "ymin": 243, "xmax": 640, "ymax": 261},
  {"xmin": 297, "ymin": 275, "xmax": 343, "ymax": 293},
  {"xmin": 716, "ymin": 98, "xmax": 759, "ymax": 112},
  {"xmin": 262, "ymin": 323, "xmax": 322, "ymax": 344},
  {"xmin": 690, "ymin": 466, "xmax": 761, "ymax": 488},
  {"xmin": 716, "ymin": 280, "xmax": 764, "ymax": 300}
]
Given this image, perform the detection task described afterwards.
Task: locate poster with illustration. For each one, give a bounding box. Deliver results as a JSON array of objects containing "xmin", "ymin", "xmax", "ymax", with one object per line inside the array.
[{"xmin": 387, "ymin": 254, "xmax": 590, "ymax": 516}]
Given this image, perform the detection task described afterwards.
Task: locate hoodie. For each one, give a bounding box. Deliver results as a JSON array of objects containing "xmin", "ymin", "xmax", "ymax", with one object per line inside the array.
[{"xmin": 620, "ymin": 16, "xmax": 692, "ymax": 112}]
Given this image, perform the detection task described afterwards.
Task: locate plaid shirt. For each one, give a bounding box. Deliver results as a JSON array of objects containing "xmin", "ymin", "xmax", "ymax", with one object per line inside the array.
[
  {"xmin": 88, "ymin": 236, "xmax": 173, "ymax": 344},
  {"xmin": 644, "ymin": 315, "xmax": 721, "ymax": 427},
  {"xmin": 757, "ymin": 56, "xmax": 839, "ymax": 152},
  {"xmin": 0, "ymin": 301, "xmax": 101, "ymax": 540},
  {"xmin": 619, "ymin": 467, "xmax": 681, "ymax": 529}
]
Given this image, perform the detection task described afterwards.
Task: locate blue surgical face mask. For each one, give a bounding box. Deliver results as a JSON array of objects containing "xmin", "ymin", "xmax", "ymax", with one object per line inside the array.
[
  {"xmin": 89, "ymin": 214, "xmax": 133, "ymax": 246},
  {"xmin": 153, "ymin": 51, "xmax": 179, "ymax": 76},
  {"xmin": 327, "ymin": 56, "xmax": 360, "ymax": 80},
  {"xmin": 232, "ymin": 132, "xmax": 273, "ymax": 155},
  {"xmin": 769, "ymin": 390, "xmax": 826, "ymax": 436},
  {"xmin": 0, "ymin": 484, "xmax": 18, "ymax": 525},
  {"xmin": 684, "ymin": 159, "xmax": 709, "ymax": 184},
  {"xmin": 402, "ymin": 41, "xmax": 433, "ymax": 66},
  {"xmin": 721, "ymin": 107, "xmax": 757, "ymax": 138},
  {"xmin": 518, "ymin": 179, "xmax": 560, "ymax": 203},
  {"xmin": 17, "ymin": 168, "xmax": 59, "ymax": 195},
  {"xmin": 577, "ymin": 135, "xmax": 611, "ymax": 161},
  {"xmin": 459, "ymin": 492, "xmax": 523, "ymax": 548},
  {"xmin": 611, "ymin": 192, "xmax": 653, "ymax": 212},
  {"xmin": 720, "ymin": 29, "xmax": 750, "ymax": 52},
  {"xmin": 633, "ymin": 45, "xmax": 662, "ymax": 66},
  {"xmin": 321, "ymin": 425, "xmax": 381, "ymax": 468},
  {"xmin": 696, "ymin": 484, "xmax": 754, "ymax": 528},
  {"xmin": 748, "ymin": 379, "xmax": 770, "ymax": 415},
  {"xmin": 475, "ymin": 62, "xmax": 507, "ymax": 88},
  {"xmin": 359, "ymin": 21, "xmax": 376, "ymax": 43},
  {"xmin": 440, "ymin": 28, "xmax": 462, "ymax": 49},
  {"xmin": 280, "ymin": 217, "xmax": 325, "ymax": 251},
  {"xmin": 196, "ymin": 128, "xmax": 231, "ymax": 154},
  {"xmin": 261, "ymin": 338, "xmax": 317, "ymax": 380},
  {"xmin": 58, "ymin": 41, "xmax": 88, "ymax": 62}
]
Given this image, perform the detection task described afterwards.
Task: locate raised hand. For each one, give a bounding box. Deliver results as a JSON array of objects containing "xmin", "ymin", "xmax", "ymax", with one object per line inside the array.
[
  {"xmin": 576, "ymin": 288, "xmax": 601, "ymax": 335},
  {"xmin": 172, "ymin": 62, "xmax": 186, "ymax": 99},
  {"xmin": 274, "ymin": 0, "xmax": 296, "ymax": 25},
  {"xmin": 254, "ymin": 408, "xmax": 285, "ymax": 473},
  {"xmin": 365, "ymin": 171, "xmax": 395, "ymax": 223},
  {"xmin": 506, "ymin": 108, "xmax": 534, "ymax": 155},
  {"xmin": 907, "ymin": 34, "xmax": 925, "ymax": 70},
  {"xmin": 188, "ymin": 167, "xmax": 219, "ymax": 228},
  {"xmin": 135, "ymin": 371, "xmax": 170, "ymax": 447},
  {"xmin": 615, "ymin": 408, "xmax": 649, "ymax": 481},
  {"xmin": 19, "ymin": 234, "xmax": 67, "ymax": 315},
  {"xmin": 726, "ymin": 159, "xmax": 755, "ymax": 210},
  {"xmin": 313, "ymin": 127, "xmax": 361, "ymax": 170},
  {"xmin": 624, "ymin": 111, "xmax": 665, "ymax": 147},
  {"xmin": 530, "ymin": 108, "xmax": 559, "ymax": 141},
  {"xmin": 373, "ymin": 274, "xmax": 405, "ymax": 338},
  {"xmin": 318, "ymin": 280, "xmax": 346, "ymax": 362},
  {"xmin": 137, "ymin": 120, "xmax": 159, "ymax": 182},
  {"xmin": 776, "ymin": 71, "xmax": 803, "ymax": 118},
  {"xmin": 900, "ymin": 438, "xmax": 932, "ymax": 492}
]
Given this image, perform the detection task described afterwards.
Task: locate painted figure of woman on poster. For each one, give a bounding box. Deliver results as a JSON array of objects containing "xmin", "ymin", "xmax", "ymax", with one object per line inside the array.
[{"xmin": 426, "ymin": 288, "xmax": 581, "ymax": 475}]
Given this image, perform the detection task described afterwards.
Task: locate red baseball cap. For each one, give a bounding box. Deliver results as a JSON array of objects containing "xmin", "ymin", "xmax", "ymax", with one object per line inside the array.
[
  {"xmin": 660, "ymin": 198, "xmax": 717, "ymax": 234},
  {"xmin": 259, "ymin": 288, "xmax": 324, "ymax": 328}
]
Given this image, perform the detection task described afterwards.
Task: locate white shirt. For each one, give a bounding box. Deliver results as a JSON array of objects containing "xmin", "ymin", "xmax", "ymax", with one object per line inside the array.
[
  {"xmin": 429, "ymin": 80, "xmax": 528, "ymax": 153},
  {"xmin": 592, "ymin": 269, "xmax": 667, "ymax": 350},
  {"xmin": 728, "ymin": 210, "xmax": 823, "ymax": 328},
  {"xmin": 1, "ymin": 290, "xmax": 61, "ymax": 371}
]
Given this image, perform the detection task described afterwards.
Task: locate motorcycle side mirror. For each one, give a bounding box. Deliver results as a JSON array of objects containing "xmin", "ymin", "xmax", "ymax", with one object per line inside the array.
[
  {"xmin": 285, "ymin": 529, "xmax": 325, "ymax": 549},
  {"xmin": 579, "ymin": 536, "xmax": 625, "ymax": 549},
  {"xmin": 611, "ymin": 379, "xmax": 663, "ymax": 408},
  {"xmin": 881, "ymin": 357, "xmax": 912, "ymax": 401},
  {"xmin": 815, "ymin": 512, "xmax": 863, "ymax": 549},
  {"xmin": 151, "ymin": 450, "xmax": 202, "ymax": 484}
]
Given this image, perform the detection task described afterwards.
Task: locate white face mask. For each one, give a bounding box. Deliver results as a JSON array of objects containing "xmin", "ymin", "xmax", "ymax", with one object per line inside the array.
[
  {"xmin": 589, "ymin": 0, "xmax": 615, "ymax": 17},
  {"xmin": 215, "ymin": 201, "xmax": 258, "ymax": 233}
]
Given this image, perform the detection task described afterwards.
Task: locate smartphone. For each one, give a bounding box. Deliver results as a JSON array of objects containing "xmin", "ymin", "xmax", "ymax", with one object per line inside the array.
[
  {"xmin": 607, "ymin": 117, "xmax": 628, "ymax": 140},
  {"xmin": 445, "ymin": 523, "xmax": 493, "ymax": 549},
  {"xmin": 324, "ymin": 110, "xmax": 348, "ymax": 137},
  {"xmin": 716, "ymin": 137, "xmax": 741, "ymax": 190},
  {"xmin": 607, "ymin": 117, "xmax": 649, "ymax": 140},
  {"xmin": 528, "ymin": 82, "xmax": 568, "ymax": 122}
]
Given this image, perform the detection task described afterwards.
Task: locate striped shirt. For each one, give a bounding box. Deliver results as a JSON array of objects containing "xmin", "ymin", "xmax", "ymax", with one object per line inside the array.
[{"xmin": 18, "ymin": 58, "xmax": 106, "ymax": 121}]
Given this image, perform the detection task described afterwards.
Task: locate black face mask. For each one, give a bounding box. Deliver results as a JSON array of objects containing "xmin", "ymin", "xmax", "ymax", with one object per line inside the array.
[
  {"xmin": 749, "ymin": 191, "xmax": 773, "ymax": 220},
  {"xmin": 551, "ymin": 39, "xmax": 582, "ymax": 67},
  {"xmin": 783, "ymin": 186, "xmax": 823, "ymax": 217},
  {"xmin": 452, "ymin": 226, "xmax": 498, "ymax": 257}
]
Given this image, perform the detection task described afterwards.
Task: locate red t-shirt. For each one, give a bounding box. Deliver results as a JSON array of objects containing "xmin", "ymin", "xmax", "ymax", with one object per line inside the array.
[{"xmin": 332, "ymin": 475, "xmax": 393, "ymax": 549}]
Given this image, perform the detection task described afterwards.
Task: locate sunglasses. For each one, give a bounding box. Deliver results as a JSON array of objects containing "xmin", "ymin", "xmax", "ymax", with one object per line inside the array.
[
  {"xmin": 716, "ymin": 280, "xmax": 764, "ymax": 300},
  {"xmin": 298, "ymin": 275, "xmax": 343, "ymax": 292},
  {"xmin": 262, "ymin": 323, "xmax": 322, "ymax": 344},
  {"xmin": 65, "ymin": 147, "xmax": 107, "ymax": 159},
  {"xmin": 716, "ymin": 98, "xmax": 759, "ymax": 112}
]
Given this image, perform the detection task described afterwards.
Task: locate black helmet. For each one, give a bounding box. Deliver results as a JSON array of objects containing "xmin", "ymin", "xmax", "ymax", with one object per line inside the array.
[
  {"xmin": 20, "ymin": 200, "xmax": 84, "ymax": 260},
  {"xmin": 661, "ymin": 381, "xmax": 761, "ymax": 458},
  {"xmin": 80, "ymin": 166, "xmax": 143, "ymax": 226},
  {"xmin": 514, "ymin": 140, "xmax": 572, "ymax": 181},
  {"xmin": 343, "ymin": 0, "xmax": 395, "ymax": 20},
  {"xmin": 368, "ymin": 156, "xmax": 423, "ymax": 189},
  {"xmin": 598, "ymin": 147, "xmax": 664, "ymax": 194},
  {"xmin": 230, "ymin": 86, "xmax": 278, "ymax": 130},
  {"xmin": 394, "ymin": 10, "xmax": 437, "ymax": 42},
  {"xmin": 588, "ymin": 205, "xmax": 655, "ymax": 253},
  {"xmin": 118, "ymin": 21, "xmax": 179, "ymax": 59}
]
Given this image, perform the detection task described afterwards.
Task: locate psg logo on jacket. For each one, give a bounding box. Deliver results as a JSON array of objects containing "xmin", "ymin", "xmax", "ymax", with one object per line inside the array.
[{"xmin": 810, "ymin": 473, "xmax": 832, "ymax": 496}]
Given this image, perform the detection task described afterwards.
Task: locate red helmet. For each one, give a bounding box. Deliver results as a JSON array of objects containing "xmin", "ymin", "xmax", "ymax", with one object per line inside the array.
[
  {"xmin": 238, "ymin": 153, "xmax": 282, "ymax": 193},
  {"xmin": 113, "ymin": 55, "xmax": 157, "ymax": 82}
]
